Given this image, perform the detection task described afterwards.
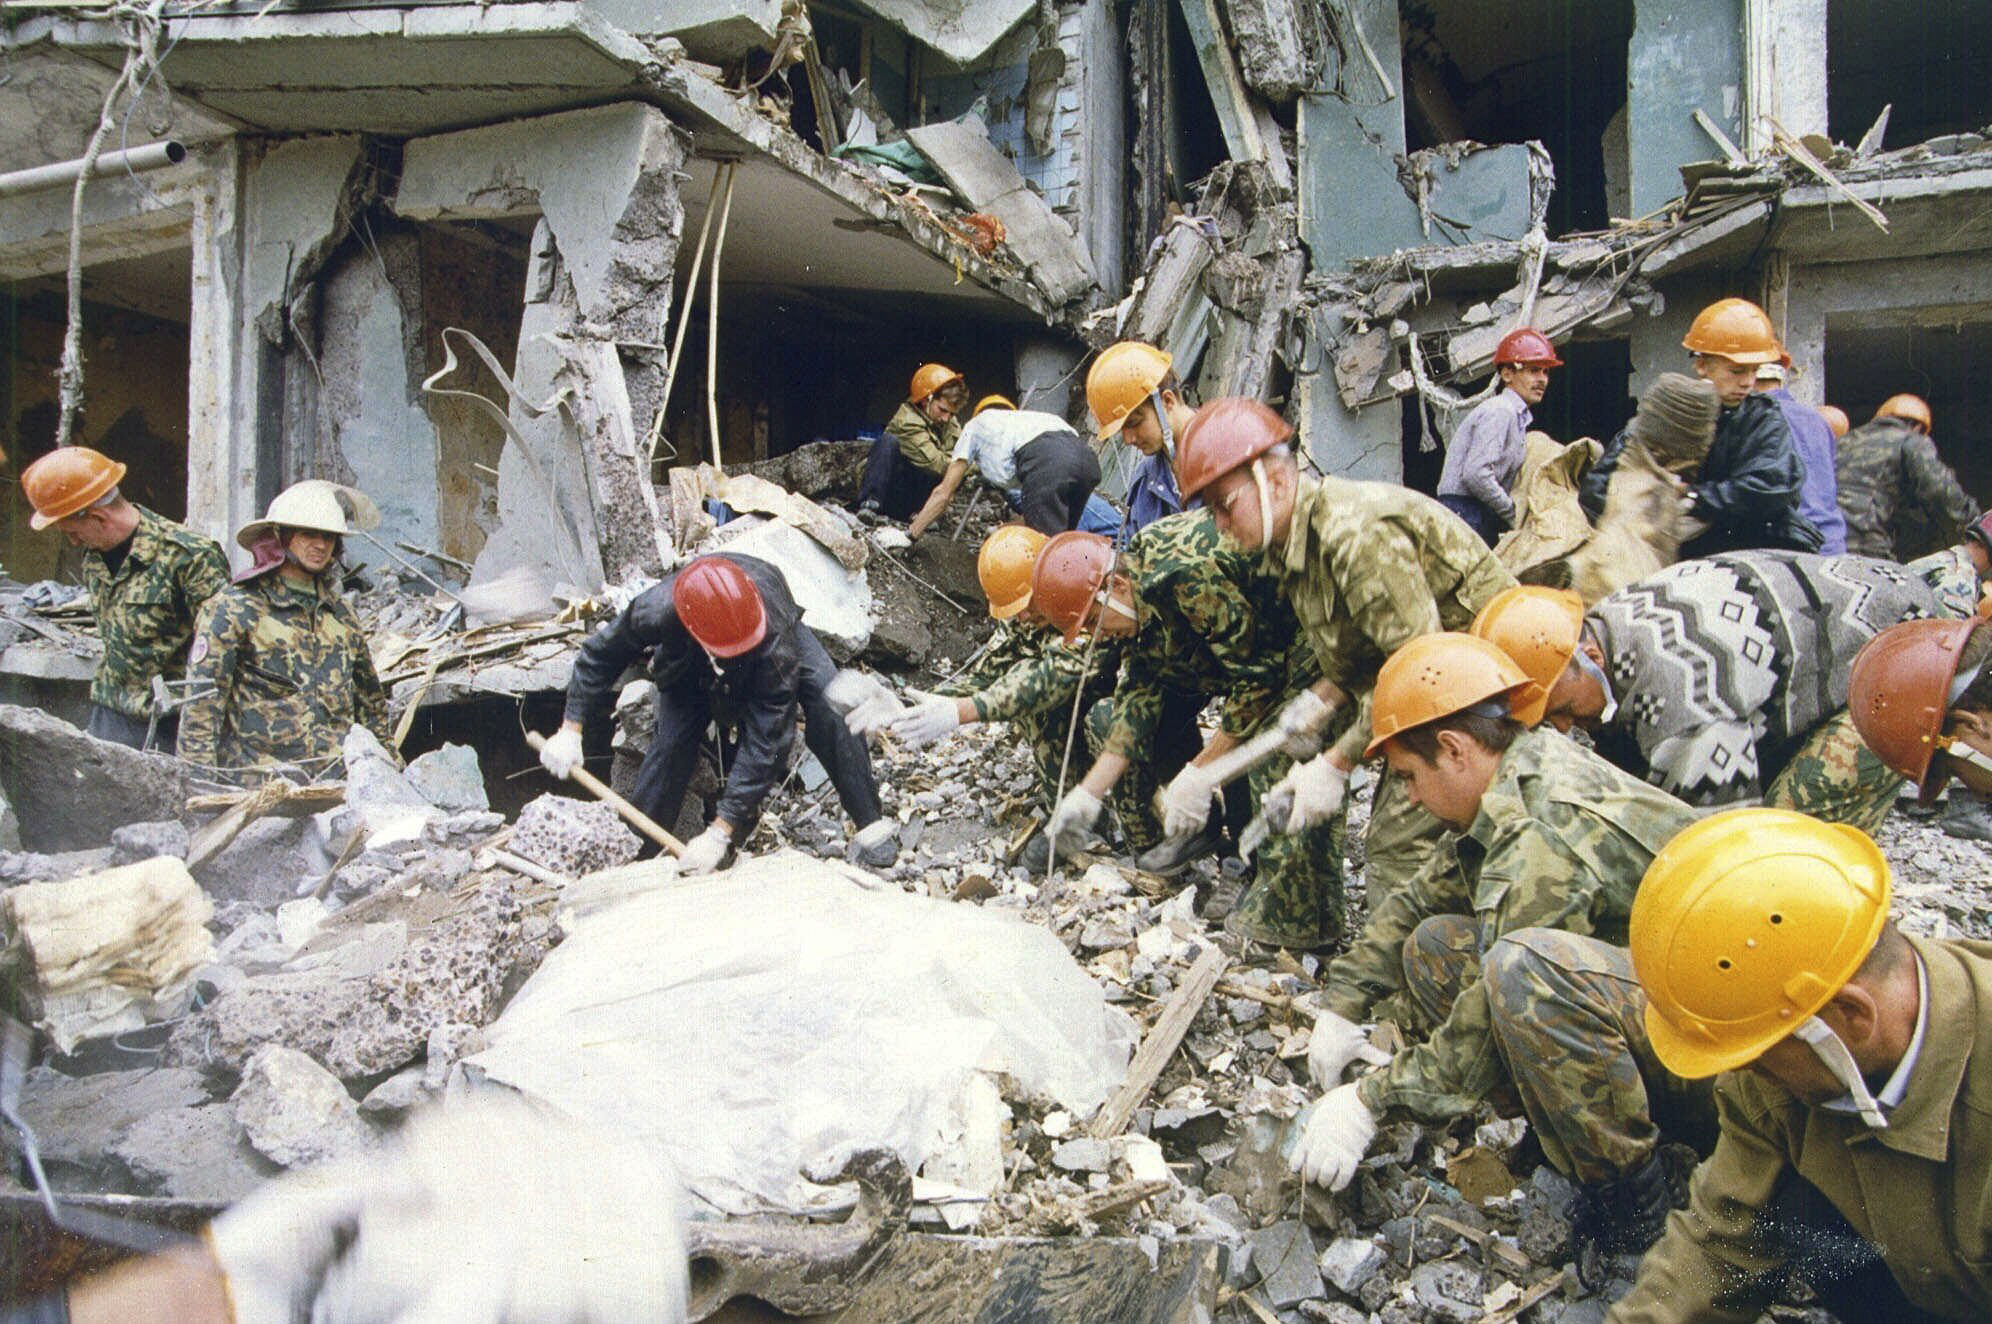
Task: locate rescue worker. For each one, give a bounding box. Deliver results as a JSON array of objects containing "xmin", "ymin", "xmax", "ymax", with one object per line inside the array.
[
  {"xmin": 1605, "ymin": 808, "xmax": 1992, "ymax": 1322},
  {"xmin": 1906, "ymin": 509, "xmax": 1992, "ymax": 621},
  {"xmin": 873, "ymin": 525, "xmax": 1154, "ymax": 869},
  {"xmin": 1086, "ymin": 341, "xmax": 1199, "ymax": 533},
  {"xmin": 904, "ymin": 398, "xmax": 1102, "ymax": 539},
  {"xmin": 1818, "ymin": 403, "xmax": 1852, "ymax": 440},
  {"xmin": 1478, "ymin": 553, "xmax": 1936, "ymax": 833},
  {"xmin": 1581, "ymin": 298, "xmax": 1821, "ymax": 557},
  {"xmin": 1436, "ymin": 327, "xmax": 1561, "ymax": 546},
  {"xmin": 1753, "ymin": 359, "xmax": 1847, "ymax": 554},
  {"xmin": 177, "ymin": 482, "xmax": 391, "ymax": 780},
  {"xmin": 1291, "ymin": 633, "xmax": 1705, "ymax": 1262},
  {"xmin": 538, "ymin": 553, "xmax": 898, "ymax": 874},
  {"xmin": 856, "ymin": 363, "xmax": 966, "ymax": 521},
  {"xmin": 1836, "ymin": 393, "xmax": 1977, "ymax": 561},
  {"xmin": 1029, "ymin": 513, "xmax": 1347, "ymax": 945},
  {"xmin": 19, "ymin": 445, "xmax": 228, "ymax": 749},
  {"xmin": 1849, "ymin": 613, "xmax": 1992, "ymax": 842},
  {"xmin": 1169, "ymin": 397, "xmax": 1517, "ymax": 916}
]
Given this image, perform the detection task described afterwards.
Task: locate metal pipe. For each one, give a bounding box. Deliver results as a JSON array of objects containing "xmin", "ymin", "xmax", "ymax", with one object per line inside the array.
[{"xmin": 0, "ymin": 140, "xmax": 186, "ymax": 199}]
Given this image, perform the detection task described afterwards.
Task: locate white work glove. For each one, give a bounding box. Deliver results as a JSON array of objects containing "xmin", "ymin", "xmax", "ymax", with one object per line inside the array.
[
  {"xmin": 871, "ymin": 527, "xmax": 912, "ymax": 551},
  {"xmin": 1274, "ymin": 689, "xmax": 1337, "ymax": 759},
  {"xmin": 1265, "ymin": 755, "xmax": 1350, "ymax": 835},
  {"xmin": 537, "ymin": 726, "xmax": 584, "ymax": 780},
  {"xmin": 1307, "ymin": 1009, "xmax": 1392, "ymax": 1087},
  {"xmin": 888, "ymin": 693, "xmax": 963, "ymax": 748},
  {"xmin": 1047, "ymin": 784, "xmax": 1104, "ymax": 851},
  {"xmin": 676, "ymin": 824, "xmax": 733, "ymax": 877},
  {"xmin": 1157, "ymin": 761, "xmax": 1223, "ymax": 839},
  {"xmin": 1291, "ymin": 1082, "xmax": 1377, "ymax": 1192},
  {"xmin": 827, "ymin": 668, "xmax": 904, "ymax": 737},
  {"xmin": 210, "ymin": 1098, "xmax": 687, "ymax": 1324}
]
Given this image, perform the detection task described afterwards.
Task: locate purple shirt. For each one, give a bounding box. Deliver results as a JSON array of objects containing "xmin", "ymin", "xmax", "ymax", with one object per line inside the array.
[
  {"xmin": 1767, "ymin": 387, "xmax": 1846, "ymax": 555},
  {"xmin": 1438, "ymin": 388, "xmax": 1530, "ymax": 525}
]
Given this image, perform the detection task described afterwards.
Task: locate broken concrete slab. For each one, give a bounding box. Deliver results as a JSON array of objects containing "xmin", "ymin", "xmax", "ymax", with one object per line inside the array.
[
  {"xmin": 0, "ymin": 704, "xmax": 198, "ymax": 852},
  {"xmin": 1250, "ymin": 1218, "xmax": 1323, "ymax": 1308},
  {"xmin": 15, "ymin": 1066, "xmax": 213, "ymax": 1190},
  {"xmin": 109, "ymin": 819, "xmax": 190, "ymax": 865},
  {"xmin": 904, "ymin": 117, "xmax": 1095, "ymax": 305},
  {"xmin": 191, "ymin": 814, "xmax": 324, "ymax": 910},
  {"xmin": 1223, "ymin": 0, "xmax": 1318, "ymax": 102},
  {"xmin": 509, "ymin": 793, "xmax": 642, "ymax": 876},
  {"xmin": 841, "ymin": 0, "xmax": 1033, "ymax": 67},
  {"xmin": 232, "ymin": 1044, "xmax": 377, "ymax": 1169},
  {"xmin": 707, "ymin": 516, "xmax": 875, "ymax": 657},
  {"xmin": 404, "ymin": 742, "xmax": 489, "ymax": 814},
  {"xmin": 343, "ymin": 724, "xmax": 442, "ymax": 846},
  {"xmin": 111, "ymin": 1103, "xmax": 277, "ymax": 1202}
]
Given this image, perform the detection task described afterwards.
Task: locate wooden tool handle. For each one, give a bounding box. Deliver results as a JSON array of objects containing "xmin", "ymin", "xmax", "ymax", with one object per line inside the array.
[{"xmin": 527, "ymin": 731, "xmax": 686, "ymax": 857}]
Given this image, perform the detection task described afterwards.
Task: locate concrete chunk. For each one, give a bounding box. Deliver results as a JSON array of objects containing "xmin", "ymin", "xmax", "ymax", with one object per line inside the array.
[
  {"xmin": 112, "ymin": 1103, "xmax": 276, "ymax": 1201},
  {"xmin": 509, "ymin": 794, "xmax": 641, "ymax": 877},
  {"xmin": 0, "ymin": 704, "xmax": 196, "ymax": 851},
  {"xmin": 233, "ymin": 1045, "xmax": 377, "ymax": 1169},
  {"xmin": 1249, "ymin": 1218, "xmax": 1323, "ymax": 1308},
  {"xmin": 1318, "ymin": 1235, "xmax": 1388, "ymax": 1296}
]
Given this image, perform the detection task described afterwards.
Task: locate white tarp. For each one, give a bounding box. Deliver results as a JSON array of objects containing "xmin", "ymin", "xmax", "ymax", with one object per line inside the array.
[{"xmin": 464, "ymin": 851, "xmax": 1135, "ymax": 1216}]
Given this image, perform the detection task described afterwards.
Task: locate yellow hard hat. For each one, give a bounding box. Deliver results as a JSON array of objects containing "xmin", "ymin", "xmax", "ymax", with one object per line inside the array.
[
  {"xmin": 1087, "ymin": 342, "xmax": 1173, "ymax": 440},
  {"xmin": 910, "ymin": 363, "xmax": 965, "ymax": 404},
  {"xmin": 1365, "ymin": 632, "xmax": 1532, "ymax": 758},
  {"xmin": 1681, "ymin": 298, "xmax": 1783, "ymax": 365},
  {"xmin": 972, "ymin": 394, "xmax": 1017, "ymax": 418},
  {"xmin": 1631, "ymin": 808, "xmax": 1890, "ymax": 1080},
  {"xmin": 1470, "ymin": 586, "xmax": 1586, "ymax": 726},
  {"xmin": 977, "ymin": 524, "xmax": 1050, "ymax": 620}
]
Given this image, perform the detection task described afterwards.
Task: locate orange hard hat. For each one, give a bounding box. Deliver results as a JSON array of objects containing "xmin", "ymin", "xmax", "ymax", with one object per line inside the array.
[
  {"xmin": 1029, "ymin": 531, "xmax": 1118, "ymax": 644},
  {"xmin": 1176, "ymin": 398, "xmax": 1294, "ymax": 500},
  {"xmin": 1087, "ymin": 342, "xmax": 1174, "ymax": 440},
  {"xmin": 1365, "ymin": 632, "xmax": 1532, "ymax": 757},
  {"xmin": 1846, "ymin": 617, "xmax": 1986, "ymax": 802},
  {"xmin": 1681, "ymin": 298, "xmax": 1782, "ymax": 365},
  {"xmin": 1818, "ymin": 404, "xmax": 1851, "ymax": 439},
  {"xmin": 1469, "ymin": 585, "xmax": 1586, "ymax": 725},
  {"xmin": 977, "ymin": 525, "xmax": 1050, "ymax": 620},
  {"xmin": 22, "ymin": 446, "xmax": 126, "ymax": 531},
  {"xmin": 1874, "ymin": 394, "xmax": 1933, "ymax": 432},
  {"xmin": 972, "ymin": 394, "xmax": 1017, "ymax": 418},
  {"xmin": 1493, "ymin": 328, "xmax": 1563, "ymax": 368},
  {"xmin": 909, "ymin": 363, "xmax": 965, "ymax": 404},
  {"xmin": 675, "ymin": 556, "xmax": 767, "ymax": 658}
]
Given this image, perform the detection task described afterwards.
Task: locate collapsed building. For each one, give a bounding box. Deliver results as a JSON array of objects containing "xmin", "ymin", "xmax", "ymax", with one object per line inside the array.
[{"xmin": 3, "ymin": 0, "xmax": 1992, "ymax": 1320}]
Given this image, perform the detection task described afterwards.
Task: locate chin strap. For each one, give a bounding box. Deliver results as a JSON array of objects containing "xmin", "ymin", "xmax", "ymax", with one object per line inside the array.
[
  {"xmin": 1793, "ymin": 1017, "xmax": 1889, "ymax": 1129},
  {"xmin": 1153, "ymin": 389, "xmax": 1175, "ymax": 464},
  {"xmin": 1573, "ymin": 648, "xmax": 1618, "ymax": 723},
  {"xmin": 1251, "ymin": 457, "xmax": 1278, "ymax": 570}
]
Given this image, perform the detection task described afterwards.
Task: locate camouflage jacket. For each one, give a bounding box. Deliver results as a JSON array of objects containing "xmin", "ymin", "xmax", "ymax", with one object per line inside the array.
[
  {"xmin": 1105, "ymin": 510, "xmax": 1316, "ymax": 758},
  {"xmin": 886, "ymin": 401, "xmax": 959, "ymax": 478},
  {"xmin": 1836, "ymin": 417, "xmax": 1977, "ymax": 560},
  {"xmin": 1332, "ymin": 728, "xmax": 1697, "ymax": 1119},
  {"xmin": 177, "ymin": 573, "xmax": 391, "ymax": 776},
  {"xmin": 80, "ymin": 505, "xmax": 230, "ymax": 717},
  {"xmin": 1276, "ymin": 476, "xmax": 1516, "ymax": 765},
  {"xmin": 1909, "ymin": 544, "xmax": 1983, "ymax": 620},
  {"xmin": 938, "ymin": 619, "xmax": 1123, "ymax": 727}
]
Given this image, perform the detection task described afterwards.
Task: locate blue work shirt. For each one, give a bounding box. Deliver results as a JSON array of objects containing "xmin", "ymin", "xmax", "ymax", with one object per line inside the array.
[
  {"xmin": 1766, "ymin": 386, "xmax": 1847, "ymax": 555},
  {"xmin": 1127, "ymin": 450, "xmax": 1194, "ymax": 534}
]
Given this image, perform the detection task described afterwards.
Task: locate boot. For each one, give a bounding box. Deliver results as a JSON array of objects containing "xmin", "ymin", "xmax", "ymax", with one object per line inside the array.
[
  {"xmin": 1135, "ymin": 828, "xmax": 1222, "ymax": 878},
  {"xmin": 1940, "ymin": 788, "xmax": 1992, "ymax": 842},
  {"xmin": 1568, "ymin": 1152, "xmax": 1675, "ymax": 1285},
  {"xmin": 1019, "ymin": 828, "xmax": 1103, "ymax": 874}
]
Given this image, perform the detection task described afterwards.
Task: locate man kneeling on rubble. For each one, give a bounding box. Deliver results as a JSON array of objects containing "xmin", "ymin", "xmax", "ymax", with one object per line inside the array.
[
  {"xmin": 1291, "ymin": 631, "xmax": 1708, "ymax": 1262},
  {"xmin": 538, "ymin": 553, "xmax": 898, "ymax": 873}
]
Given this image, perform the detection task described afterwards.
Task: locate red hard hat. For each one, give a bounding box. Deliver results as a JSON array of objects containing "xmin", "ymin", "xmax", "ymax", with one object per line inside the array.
[
  {"xmin": 1493, "ymin": 328, "xmax": 1563, "ymax": 368},
  {"xmin": 676, "ymin": 556, "xmax": 767, "ymax": 658},
  {"xmin": 1030, "ymin": 531, "xmax": 1118, "ymax": 644},
  {"xmin": 1176, "ymin": 398, "xmax": 1294, "ymax": 500},
  {"xmin": 1846, "ymin": 617, "xmax": 1984, "ymax": 801}
]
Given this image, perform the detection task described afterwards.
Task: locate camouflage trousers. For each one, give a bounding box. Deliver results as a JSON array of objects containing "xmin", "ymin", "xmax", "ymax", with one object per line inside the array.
[
  {"xmin": 1364, "ymin": 768, "xmax": 1447, "ymax": 907},
  {"xmin": 1764, "ymin": 707, "xmax": 1903, "ymax": 835},
  {"xmin": 1404, "ymin": 918, "xmax": 1714, "ymax": 1184},
  {"xmin": 1226, "ymin": 748, "xmax": 1350, "ymax": 951},
  {"xmin": 1016, "ymin": 698, "xmax": 1182, "ymax": 853}
]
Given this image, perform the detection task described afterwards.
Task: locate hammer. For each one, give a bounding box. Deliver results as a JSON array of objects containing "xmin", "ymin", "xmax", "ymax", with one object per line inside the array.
[{"xmin": 527, "ymin": 731, "xmax": 686, "ymax": 857}]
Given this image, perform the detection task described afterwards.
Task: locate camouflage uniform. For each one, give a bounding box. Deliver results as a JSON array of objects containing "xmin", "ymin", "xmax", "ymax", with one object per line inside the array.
[
  {"xmin": 178, "ymin": 573, "xmax": 392, "ymax": 779},
  {"xmin": 79, "ymin": 505, "xmax": 230, "ymax": 721},
  {"xmin": 886, "ymin": 401, "xmax": 959, "ymax": 478},
  {"xmin": 936, "ymin": 622, "xmax": 1173, "ymax": 849},
  {"xmin": 1273, "ymin": 475, "xmax": 1517, "ymax": 904},
  {"xmin": 1108, "ymin": 511, "xmax": 1345, "ymax": 947},
  {"xmin": 1909, "ymin": 543, "xmax": 1983, "ymax": 619},
  {"xmin": 1835, "ymin": 416, "xmax": 1977, "ymax": 560},
  {"xmin": 1326, "ymin": 728, "xmax": 1699, "ymax": 1183}
]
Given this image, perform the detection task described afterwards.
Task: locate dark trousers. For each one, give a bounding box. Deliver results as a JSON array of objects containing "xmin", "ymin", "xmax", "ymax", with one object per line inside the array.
[
  {"xmin": 1757, "ymin": 1174, "xmax": 1947, "ymax": 1324},
  {"xmin": 1438, "ymin": 493, "xmax": 1505, "ymax": 546},
  {"xmin": 1014, "ymin": 432, "xmax": 1102, "ymax": 534},
  {"xmin": 857, "ymin": 437, "xmax": 939, "ymax": 521},
  {"xmin": 629, "ymin": 626, "xmax": 883, "ymax": 838},
  {"xmin": 86, "ymin": 702, "xmax": 173, "ymax": 751}
]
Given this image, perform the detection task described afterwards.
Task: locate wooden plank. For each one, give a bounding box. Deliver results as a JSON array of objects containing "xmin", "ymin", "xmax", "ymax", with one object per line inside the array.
[
  {"xmin": 903, "ymin": 119, "xmax": 1095, "ymax": 304},
  {"xmin": 184, "ymin": 783, "xmax": 346, "ymax": 815},
  {"xmin": 1175, "ymin": 0, "xmax": 1266, "ymax": 166},
  {"xmin": 1090, "ymin": 944, "xmax": 1228, "ymax": 1138},
  {"xmin": 1482, "ymin": 1265, "xmax": 1573, "ymax": 1324}
]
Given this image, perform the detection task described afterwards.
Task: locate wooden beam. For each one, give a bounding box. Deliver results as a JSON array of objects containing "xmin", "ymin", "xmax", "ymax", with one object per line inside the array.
[
  {"xmin": 1175, "ymin": 0, "xmax": 1265, "ymax": 166},
  {"xmin": 1090, "ymin": 944, "xmax": 1228, "ymax": 1138}
]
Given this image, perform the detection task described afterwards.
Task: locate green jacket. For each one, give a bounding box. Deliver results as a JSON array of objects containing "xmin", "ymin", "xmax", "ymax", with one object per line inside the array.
[
  {"xmin": 887, "ymin": 401, "xmax": 958, "ymax": 478},
  {"xmin": 1274, "ymin": 476, "xmax": 1516, "ymax": 765},
  {"xmin": 80, "ymin": 506, "xmax": 230, "ymax": 716},
  {"xmin": 938, "ymin": 619, "xmax": 1122, "ymax": 727},
  {"xmin": 178, "ymin": 573, "xmax": 391, "ymax": 776},
  {"xmin": 1336, "ymin": 728, "xmax": 1697, "ymax": 1118},
  {"xmin": 1105, "ymin": 510, "xmax": 1315, "ymax": 758},
  {"xmin": 1610, "ymin": 936, "xmax": 1992, "ymax": 1323}
]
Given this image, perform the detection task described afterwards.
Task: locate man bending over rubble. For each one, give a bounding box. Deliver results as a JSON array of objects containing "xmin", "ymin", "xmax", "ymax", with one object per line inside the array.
[
  {"xmin": 1476, "ymin": 554, "xmax": 1937, "ymax": 833},
  {"xmin": 1171, "ymin": 397, "xmax": 1517, "ymax": 925},
  {"xmin": 1291, "ymin": 632, "xmax": 1707, "ymax": 1266},
  {"xmin": 539, "ymin": 553, "xmax": 898, "ymax": 873}
]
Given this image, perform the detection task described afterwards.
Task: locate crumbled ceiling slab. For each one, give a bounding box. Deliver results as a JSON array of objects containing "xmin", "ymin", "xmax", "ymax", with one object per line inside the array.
[{"xmin": 842, "ymin": 0, "xmax": 1034, "ymax": 67}]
